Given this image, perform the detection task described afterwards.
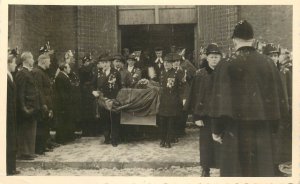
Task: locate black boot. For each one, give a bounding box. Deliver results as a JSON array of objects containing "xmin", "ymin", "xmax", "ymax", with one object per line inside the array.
[
  {"xmin": 201, "ymin": 166, "xmax": 210, "ymax": 177},
  {"xmin": 160, "ymin": 140, "xmax": 166, "ymax": 147}
]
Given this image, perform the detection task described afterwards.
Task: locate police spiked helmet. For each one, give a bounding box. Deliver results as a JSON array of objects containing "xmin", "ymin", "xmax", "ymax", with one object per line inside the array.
[{"xmin": 232, "ymin": 20, "xmax": 254, "ymax": 40}]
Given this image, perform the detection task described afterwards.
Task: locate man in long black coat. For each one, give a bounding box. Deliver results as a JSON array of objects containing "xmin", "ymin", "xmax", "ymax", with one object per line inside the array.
[
  {"xmin": 79, "ymin": 55, "xmax": 98, "ymax": 136},
  {"xmin": 15, "ymin": 52, "xmax": 41, "ymax": 160},
  {"xmin": 208, "ymin": 20, "xmax": 288, "ymax": 177},
  {"xmin": 7, "ymin": 52, "xmax": 19, "ymax": 175},
  {"xmin": 54, "ymin": 62, "xmax": 74, "ymax": 144},
  {"xmin": 32, "ymin": 54, "xmax": 54, "ymax": 154}
]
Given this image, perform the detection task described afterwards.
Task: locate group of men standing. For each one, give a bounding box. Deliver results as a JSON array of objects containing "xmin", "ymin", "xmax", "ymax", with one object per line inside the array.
[{"xmin": 6, "ymin": 19, "xmax": 292, "ymax": 177}]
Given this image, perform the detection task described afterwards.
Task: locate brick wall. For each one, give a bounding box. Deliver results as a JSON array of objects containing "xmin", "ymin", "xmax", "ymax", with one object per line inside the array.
[
  {"xmin": 239, "ymin": 5, "xmax": 292, "ymax": 50},
  {"xmin": 77, "ymin": 6, "xmax": 118, "ymax": 62},
  {"xmin": 8, "ymin": 5, "xmax": 50, "ymax": 59},
  {"xmin": 197, "ymin": 6, "xmax": 238, "ymax": 54}
]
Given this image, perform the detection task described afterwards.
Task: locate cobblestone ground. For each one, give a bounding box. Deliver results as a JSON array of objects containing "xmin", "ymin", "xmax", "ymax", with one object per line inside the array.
[
  {"xmin": 16, "ymin": 166, "xmax": 220, "ymax": 176},
  {"xmin": 16, "ymin": 127, "xmax": 221, "ymax": 176}
]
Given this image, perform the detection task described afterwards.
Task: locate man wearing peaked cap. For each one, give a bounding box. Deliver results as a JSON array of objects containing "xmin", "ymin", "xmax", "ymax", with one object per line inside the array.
[
  {"xmin": 208, "ymin": 20, "xmax": 288, "ymax": 176},
  {"xmin": 113, "ymin": 54, "xmax": 132, "ymax": 88},
  {"xmin": 158, "ymin": 53, "xmax": 185, "ymax": 149},
  {"xmin": 263, "ymin": 43, "xmax": 280, "ymax": 66},
  {"xmin": 78, "ymin": 53, "xmax": 98, "ymax": 136},
  {"xmin": 93, "ymin": 54, "xmax": 122, "ymax": 147},
  {"xmin": 185, "ymin": 43, "xmax": 222, "ymax": 177}
]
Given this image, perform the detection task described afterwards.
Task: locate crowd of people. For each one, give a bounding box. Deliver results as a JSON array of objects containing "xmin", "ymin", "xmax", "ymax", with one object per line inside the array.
[{"xmin": 6, "ymin": 20, "xmax": 292, "ymax": 177}]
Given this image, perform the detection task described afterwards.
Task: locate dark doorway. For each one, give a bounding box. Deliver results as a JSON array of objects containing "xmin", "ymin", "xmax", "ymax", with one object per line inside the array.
[{"xmin": 120, "ymin": 24, "xmax": 195, "ymax": 60}]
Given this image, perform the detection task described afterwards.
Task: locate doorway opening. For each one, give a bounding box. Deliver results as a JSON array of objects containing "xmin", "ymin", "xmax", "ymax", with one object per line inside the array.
[{"xmin": 120, "ymin": 24, "xmax": 195, "ymax": 60}]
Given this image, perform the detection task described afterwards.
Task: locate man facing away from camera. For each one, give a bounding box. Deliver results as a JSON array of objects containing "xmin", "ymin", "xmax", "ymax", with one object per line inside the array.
[{"xmin": 208, "ymin": 20, "xmax": 288, "ymax": 177}]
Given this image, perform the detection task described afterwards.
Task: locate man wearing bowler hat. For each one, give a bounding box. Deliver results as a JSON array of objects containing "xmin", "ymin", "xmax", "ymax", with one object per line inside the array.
[
  {"xmin": 113, "ymin": 54, "xmax": 132, "ymax": 88},
  {"xmin": 208, "ymin": 20, "xmax": 288, "ymax": 176}
]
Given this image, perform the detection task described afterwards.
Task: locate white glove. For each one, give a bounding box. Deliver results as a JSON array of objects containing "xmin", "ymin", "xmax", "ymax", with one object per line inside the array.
[
  {"xmin": 92, "ymin": 91, "xmax": 100, "ymax": 97},
  {"xmin": 212, "ymin": 133, "xmax": 223, "ymax": 144},
  {"xmin": 182, "ymin": 99, "xmax": 186, "ymax": 106},
  {"xmin": 195, "ymin": 120, "xmax": 204, "ymax": 127}
]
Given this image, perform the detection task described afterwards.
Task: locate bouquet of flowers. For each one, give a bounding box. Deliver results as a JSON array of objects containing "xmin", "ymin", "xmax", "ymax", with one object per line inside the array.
[
  {"xmin": 135, "ymin": 79, "xmax": 149, "ymax": 89},
  {"xmin": 166, "ymin": 78, "xmax": 175, "ymax": 88},
  {"xmin": 108, "ymin": 74, "xmax": 116, "ymax": 89}
]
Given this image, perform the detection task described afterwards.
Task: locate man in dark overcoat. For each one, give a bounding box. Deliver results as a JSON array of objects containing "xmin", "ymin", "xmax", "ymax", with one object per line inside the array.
[
  {"xmin": 93, "ymin": 56, "xmax": 122, "ymax": 147},
  {"xmin": 7, "ymin": 51, "xmax": 20, "ymax": 174},
  {"xmin": 54, "ymin": 62, "xmax": 74, "ymax": 144},
  {"xmin": 208, "ymin": 20, "xmax": 288, "ymax": 177},
  {"xmin": 158, "ymin": 53, "xmax": 185, "ymax": 148},
  {"xmin": 15, "ymin": 52, "xmax": 41, "ymax": 160},
  {"xmin": 32, "ymin": 54, "xmax": 54, "ymax": 154},
  {"xmin": 79, "ymin": 54, "xmax": 98, "ymax": 136}
]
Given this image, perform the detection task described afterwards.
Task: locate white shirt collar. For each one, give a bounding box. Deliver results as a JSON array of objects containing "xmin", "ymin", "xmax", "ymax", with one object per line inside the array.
[
  {"xmin": 7, "ymin": 71, "xmax": 13, "ymax": 82},
  {"xmin": 23, "ymin": 65, "xmax": 33, "ymax": 71},
  {"xmin": 128, "ymin": 66, "xmax": 134, "ymax": 72}
]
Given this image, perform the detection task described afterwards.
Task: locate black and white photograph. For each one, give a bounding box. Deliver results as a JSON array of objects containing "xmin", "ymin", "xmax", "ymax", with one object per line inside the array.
[{"xmin": 2, "ymin": 1, "xmax": 299, "ymax": 183}]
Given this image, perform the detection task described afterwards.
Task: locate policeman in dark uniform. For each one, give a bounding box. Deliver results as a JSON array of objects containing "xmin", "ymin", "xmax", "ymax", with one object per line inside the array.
[
  {"xmin": 158, "ymin": 53, "xmax": 185, "ymax": 148},
  {"xmin": 94, "ymin": 56, "xmax": 122, "ymax": 147},
  {"xmin": 208, "ymin": 20, "xmax": 288, "ymax": 176}
]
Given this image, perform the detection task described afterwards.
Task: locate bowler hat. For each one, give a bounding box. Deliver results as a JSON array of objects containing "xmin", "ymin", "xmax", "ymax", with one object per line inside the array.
[{"xmin": 113, "ymin": 54, "xmax": 125, "ymax": 63}]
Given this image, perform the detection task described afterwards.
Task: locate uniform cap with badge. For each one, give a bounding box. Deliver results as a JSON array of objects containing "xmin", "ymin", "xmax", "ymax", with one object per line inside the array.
[{"xmin": 263, "ymin": 43, "xmax": 280, "ymax": 56}]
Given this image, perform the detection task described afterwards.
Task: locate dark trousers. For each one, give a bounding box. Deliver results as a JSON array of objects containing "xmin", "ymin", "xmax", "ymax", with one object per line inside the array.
[
  {"xmin": 101, "ymin": 108, "xmax": 120, "ymax": 143},
  {"xmin": 35, "ymin": 118, "xmax": 50, "ymax": 153},
  {"xmin": 175, "ymin": 111, "xmax": 187, "ymax": 138},
  {"xmin": 199, "ymin": 117, "xmax": 217, "ymax": 169},
  {"xmin": 6, "ymin": 149, "xmax": 16, "ymax": 175},
  {"xmin": 55, "ymin": 112, "xmax": 75, "ymax": 144},
  {"xmin": 17, "ymin": 118, "xmax": 37, "ymax": 156},
  {"xmin": 218, "ymin": 120, "xmax": 276, "ymax": 177},
  {"xmin": 159, "ymin": 116, "xmax": 175, "ymax": 143}
]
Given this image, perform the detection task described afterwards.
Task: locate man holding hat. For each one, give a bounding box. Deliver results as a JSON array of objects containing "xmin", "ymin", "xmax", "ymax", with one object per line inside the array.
[
  {"xmin": 208, "ymin": 20, "xmax": 288, "ymax": 176},
  {"xmin": 93, "ymin": 56, "xmax": 122, "ymax": 147},
  {"xmin": 158, "ymin": 53, "xmax": 185, "ymax": 148}
]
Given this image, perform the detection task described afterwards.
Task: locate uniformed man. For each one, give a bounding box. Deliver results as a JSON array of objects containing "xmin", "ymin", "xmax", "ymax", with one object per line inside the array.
[
  {"xmin": 32, "ymin": 54, "xmax": 54, "ymax": 154},
  {"xmin": 263, "ymin": 43, "xmax": 292, "ymax": 174},
  {"xmin": 79, "ymin": 54, "xmax": 98, "ymax": 136},
  {"xmin": 113, "ymin": 54, "xmax": 132, "ymax": 88},
  {"xmin": 126, "ymin": 54, "xmax": 142, "ymax": 87},
  {"xmin": 186, "ymin": 43, "xmax": 223, "ymax": 177},
  {"xmin": 158, "ymin": 53, "xmax": 185, "ymax": 148},
  {"xmin": 208, "ymin": 20, "xmax": 288, "ymax": 176},
  {"xmin": 176, "ymin": 46, "xmax": 197, "ymax": 137},
  {"xmin": 93, "ymin": 56, "xmax": 122, "ymax": 147}
]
